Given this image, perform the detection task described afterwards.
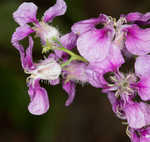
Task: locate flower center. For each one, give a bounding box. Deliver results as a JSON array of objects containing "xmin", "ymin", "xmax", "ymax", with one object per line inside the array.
[
  {"xmin": 33, "ymin": 22, "xmax": 60, "ymax": 44},
  {"xmin": 27, "ymin": 59, "xmax": 61, "ymax": 82},
  {"xmin": 109, "ymin": 73, "xmax": 137, "ymax": 97}
]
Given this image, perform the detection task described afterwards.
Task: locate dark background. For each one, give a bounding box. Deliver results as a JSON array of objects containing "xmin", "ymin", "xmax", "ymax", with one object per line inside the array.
[{"xmin": 0, "ymin": 0, "xmax": 150, "ymax": 141}]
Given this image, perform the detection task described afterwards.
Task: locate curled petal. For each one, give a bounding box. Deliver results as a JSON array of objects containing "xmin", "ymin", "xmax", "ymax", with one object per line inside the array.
[
  {"xmin": 125, "ymin": 25, "xmax": 150, "ymax": 55},
  {"xmin": 28, "ymin": 80, "xmax": 49, "ymax": 115},
  {"xmin": 11, "ymin": 25, "xmax": 34, "ymax": 44},
  {"xmin": 63, "ymin": 81, "xmax": 75, "ymax": 106},
  {"xmin": 71, "ymin": 14, "xmax": 108, "ymax": 35},
  {"xmin": 135, "ymin": 55, "xmax": 150, "ymax": 77},
  {"xmin": 124, "ymin": 102, "xmax": 150, "ymax": 129},
  {"xmin": 11, "ymin": 36, "xmax": 35, "ymax": 70},
  {"xmin": 125, "ymin": 12, "xmax": 150, "ymax": 24},
  {"xmin": 13, "ymin": 2, "xmax": 38, "ymax": 25},
  {"xmin": 43, "ymin": 0, "xmax": 67, "ymax": 23},
  {"xmin": 77, "ymin": 28, "xmax": 112, "ymax": 62}
]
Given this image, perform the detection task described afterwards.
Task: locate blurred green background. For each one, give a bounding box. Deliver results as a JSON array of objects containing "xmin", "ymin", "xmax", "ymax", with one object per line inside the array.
[{"xmin": 1, "ymin": 0, "xmax": 150, "ymax": 141}]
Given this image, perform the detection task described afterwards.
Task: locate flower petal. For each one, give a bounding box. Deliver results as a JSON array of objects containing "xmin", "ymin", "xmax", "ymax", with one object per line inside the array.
[
  {"xmin": 13, "ymin": 2, "xmax": 38, "ymax": 25},
  {"xmin": 125, "ymin": 12, "xmax": 150, "ymax": 24},
  {"xmin": 137, "ymin": 77, "xmax": 150, "ymax": 101},
  {"xmin": 125, "ymin": 25, "xmax": 150, "ymax": 55},
  {"xmin": 89, "ymin": 44, "xmax": 124, "ymax": 73},
  {"xmin": 28, "ymin": 80, "xmax": 49, "ymax": 115},
  {"xmin": 11, "ymin": 25, "xmax": 34, "ymax": 45},
  {"xmin": 77, "ymin": 28, "xmax": 112, "ymax": 62},
  {"xmin": 71, "ymin": 14, "xmax": 108, "ymax": 35},
  {"xmin": 63, "ymin": 81, "xmax": 75, "ymax": 106},
  {"xmin": 43, "ymin": 0, "xmax": 67, "ymax": 23},
  {"xmin": 135, "ymin": 55, "xmax": 150, "ymax": 77},
  {"xmin": 124, "ymin": 102, "xmax": 150, "ymax": 129}
]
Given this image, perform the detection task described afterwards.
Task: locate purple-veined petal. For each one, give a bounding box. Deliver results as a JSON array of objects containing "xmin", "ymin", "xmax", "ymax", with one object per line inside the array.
[
  {"xmin": 43, "ymin": 0, "xmax": 67, "ymax": 23},
  {"xmin": 137, "ymin": 77, "xmax": 150, "ymax": 101},
  {"xmin": 55, "ymin": 32, "xmax": 77, "ymax": 58},
  {"xmin": 125, "ymin": 25, "xmax": 150, "ymax": 55},
  {"xmin": 11, "ymin": 25, "xmax": 34, "ymax": 45},
  {"xmin": 71, "ymin": 14, "xmax": 108, "ymax": 35},
  {"xmin": 11, "ymin": 36, "xmax": 35, "ymax": 70},
  {"xmin": 135, "ymin": 55, "xmax": 150, "ymax": 77},
  {"xmin": 63, "ymin": 81, "xmax": 75, "ymax": 106},
  {"xmin": 125, "ymin": 12, "xmax": 150, "ymax": 24},
  {"xmin": 28, "ymin": 79, "xmax": 49, "ymax": 115},
  {"xmin": 85, "ymin": 65, "xmax": 106, "ymax": 88},
  {"xmin": 13, "ymin": 2, "xmax": 38, "ymax": 25},
  {"xmin": 124, "ymin": 102, "xmax": 150, "ymax": 129},
  {"xmin": 89, "ymin": 44, "xmax": 124, "ymax": 74},
  {"xmin": 77, "ymin": 28, "xmax": 112, "ymax": 62}
]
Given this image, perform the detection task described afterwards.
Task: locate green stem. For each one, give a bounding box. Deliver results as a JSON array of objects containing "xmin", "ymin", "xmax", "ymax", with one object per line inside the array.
[{"xmin": 52, "ymin": 37, "xmax": 87, "ymax": 63}]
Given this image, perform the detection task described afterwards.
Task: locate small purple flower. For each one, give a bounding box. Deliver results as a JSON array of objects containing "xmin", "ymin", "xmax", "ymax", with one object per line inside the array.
[
  {"xmin": 71, "ymin": 13, "xmax": 150, "ymax": 65},
  {"xmin": 13, "ymin": 35, "xmax": 61, "ymax": 115},
  {"xmin": 12, "ymin": 0, "xmax": 66, "ymax": 46}
]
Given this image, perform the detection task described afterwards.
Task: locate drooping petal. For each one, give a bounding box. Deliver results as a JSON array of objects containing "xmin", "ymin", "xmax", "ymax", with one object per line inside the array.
[
  {"xmin": 28, "ymin": 79, "xmax": 49, "ymax": 115},
  {"xmin": 135, "ymin": 55, "xmax": 150, "ymax": 77},
  {"xmin": 125, "ymin": 25, "xmax": 150, "ymax": 55},
  {"xmin": 63, "ymin": 81, "xmax": 75, "ymax": 106},
  {"xmin": 124, "ymin": 102, "xmax": 150, "ymax": 129},
  {"xmin": 43, "ymin": 0, "xmax": 67, "ymax": 23},
  {"xmin": 137, "ymin": 77, "xmax": 150, "ymax": 101},
  {"xmin": 13, "ymin": 2, "xmax": 38, "ymax": 25},
  {"xmin": 11, "ymin": 36, "xmax": 35, "ymax": 70},
  {"xmin": 55, "ymin": 32, "xmax": 77, "ymax": 58},
  {"xmin": 125, "ymin": 12, "xmax": 150, "ymax": 25},
  {"xmin": 11, "ymin": 25, "xmax": 34, "ymax": 45},
  {"xmin": 71, "ymin": 14, "xmax": 108, "ymax": 35},
  {"xmin": 77, "ymin": 28, "xmax": 112, "ymax": 62}
]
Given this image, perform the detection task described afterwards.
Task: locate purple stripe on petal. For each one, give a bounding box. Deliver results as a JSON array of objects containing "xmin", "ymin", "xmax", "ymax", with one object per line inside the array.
[
  {"xmin": 89, "ymin": 44, "xmax": 124, "ymax": 74},
  {"xmin": 13, "ymin": 2, "xmax": 38, "ymax": 26},
  {"xmin": 125, "ymin": 25, "xmax": 150, "ymax": 55},
  {"xmin": 43, "ymin": 0, "xmax": 67, "ymax": 23},
  {"xmin": 63, "ymin": 81, "xmax": 75, "ymax": 106},
  {"xmin": 77, "ymin": 28, "xmax": 112, "ymax": 62}
]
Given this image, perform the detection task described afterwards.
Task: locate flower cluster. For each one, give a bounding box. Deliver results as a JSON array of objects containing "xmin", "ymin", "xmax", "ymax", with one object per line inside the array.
[{"xmin": 11, "ymin": 0, "xmax": 150, "ymax": 141}]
